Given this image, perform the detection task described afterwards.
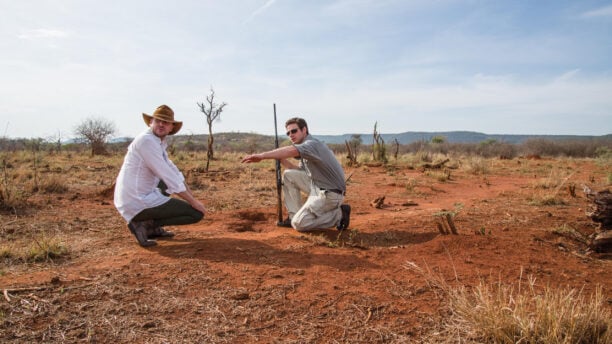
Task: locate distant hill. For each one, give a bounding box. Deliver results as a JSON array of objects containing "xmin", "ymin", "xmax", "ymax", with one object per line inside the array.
[
  {"xmin": 108, "ymin": 131, "xmax": 611, "ymax": 148},
  {"xmin": 5, "ymin": 131, "xmax": 606, "ymax": 153},
  {"xmin": 313, "ymin": 131, "xmax": 612, "ymax": 145}
]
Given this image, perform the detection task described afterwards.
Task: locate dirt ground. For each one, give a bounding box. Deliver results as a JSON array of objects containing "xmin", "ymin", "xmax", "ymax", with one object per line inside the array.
[{"xmin": 1, "ymin": 155, "xmax": 610, "ymax": 343}]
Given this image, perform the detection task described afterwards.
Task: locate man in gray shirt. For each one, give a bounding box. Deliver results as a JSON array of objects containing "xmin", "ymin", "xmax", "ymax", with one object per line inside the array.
[{"xmin": 241, "ymin": 117, "xmax": 350, "ymax": 231}]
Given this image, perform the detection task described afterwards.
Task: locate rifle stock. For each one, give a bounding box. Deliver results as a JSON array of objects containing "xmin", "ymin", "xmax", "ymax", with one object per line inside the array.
[{"xmin": 273, "ymin": 104, "xmax": 283, "ymax": 224}]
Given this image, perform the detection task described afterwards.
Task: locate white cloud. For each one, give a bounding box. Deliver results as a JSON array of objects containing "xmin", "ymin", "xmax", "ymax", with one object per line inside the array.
[
  {"xmin": 243, "ymin": 0, "xmax": 277, "ymax": 24},
  {"xmin": 581, "ymin": 5, "xmax": 612, "ymax": 18},
  {"xmin": 17, "ymin": 29, "xmax": 69, "ymax": 40},
  {"xmin": 554, "ymin": 69, "xmax": 581, "ymax": 82}
]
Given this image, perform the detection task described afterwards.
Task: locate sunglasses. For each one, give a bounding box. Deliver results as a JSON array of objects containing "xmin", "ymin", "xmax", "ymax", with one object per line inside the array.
[{"xmin": 286, "ymin": 128, "xmax": 299, "ymax": 136}]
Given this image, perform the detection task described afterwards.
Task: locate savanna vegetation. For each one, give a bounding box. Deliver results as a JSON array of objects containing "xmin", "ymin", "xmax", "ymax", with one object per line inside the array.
[{"xmin": 1, "ymin": 133, "xmax": 611, "ymax": 343}]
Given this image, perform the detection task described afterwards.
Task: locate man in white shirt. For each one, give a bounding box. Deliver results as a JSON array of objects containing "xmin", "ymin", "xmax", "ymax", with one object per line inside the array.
[{"xmin": 114, "ymin": 105, "xmax": 206, "ymax": 247}]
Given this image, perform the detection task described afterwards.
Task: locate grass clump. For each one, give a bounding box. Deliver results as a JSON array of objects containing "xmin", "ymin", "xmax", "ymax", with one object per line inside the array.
[
  {"xmin": 529, "ymin": 195, "xmax": 568, "ymax": 206},
  {"xmin": 299, "ymin": 233, "xmax": 338, "ymax": 248},
  {"xmin": 464, "ymin": 156, "xmax": 490, "ymax": 175},
  {"xmin": 1, "ymin": 236, "xmax": 69, "ymax": 265},
  {"xmin": 298, "ymin": 229, "xmax": 362, "ymax": 249},
  {"xmin": 25, "ymin": 236, "xmax": 70, "ymax": 262},
  {"xmin": 551, "ymin": 224, "xmax": 587, "ymax": 244},
  {"xmin": 447, "ymin": 280, "xmax": 610, "ymax": 343},
  {"xmin": 404, "ymin": 177, "xmax": 419, "ymax": 194},
  {"xmin": 1, "ymin": 158, "xmax": 30, "ymax": 212},
  {"xmin": 37, "ymin": 174, "xmax": 70, "ymax": 194},
  {"xmin": 405, "ymin": 263, "xmax": 611, "ymax": 343},
  {"xmin": 0, "ymin": 246, "xmax": 15, "ymax": 260},
  {"xmin": 425, "ymin": 170, "xmax": 451, "ymax": 182},
  {"xmin": 532, "ymin": 168, "xmax": 573, "ymax": 190}
]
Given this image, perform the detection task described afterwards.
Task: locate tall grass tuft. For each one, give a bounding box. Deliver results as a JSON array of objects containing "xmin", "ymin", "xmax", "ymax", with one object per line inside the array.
[
  {"xmin": 38, "ymin": 174, "xmax": 69, "ymax": 194},
  {"xmin": 447, "ymin": 279, "xmax": 611, "ymax": 343},
  {"xmin": 464, "ymin": 156, "xmax": 490, "ymax": 175},
  {"xmin": 405, "ymin": 263, "xmax": 611, "ymax": 343},
  {"xmin": 1, "ymin": 158, "xmax": 30, "ymax": 212}
]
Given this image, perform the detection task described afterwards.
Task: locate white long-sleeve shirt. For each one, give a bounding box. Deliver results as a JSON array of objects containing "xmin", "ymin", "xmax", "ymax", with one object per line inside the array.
[{"xmin": 114, "ymin": 129, "xmax": 186, "ymax": 222}]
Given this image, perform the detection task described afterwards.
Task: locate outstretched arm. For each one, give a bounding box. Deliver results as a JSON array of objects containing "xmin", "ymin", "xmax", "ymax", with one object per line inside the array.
[{"xmin": 241, "ymin": 146, "xmax": 300, "ymax": 164}]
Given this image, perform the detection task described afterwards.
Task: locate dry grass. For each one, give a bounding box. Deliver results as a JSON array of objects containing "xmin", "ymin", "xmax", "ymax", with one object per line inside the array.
[
  {"xmin": 25, "ymin": 236, "xmax": 70, "ymax": 263},
  {"xmin": 405, "ymin": 263, "xmax": 611, "ymax": 344},
  {"xmin": 528, "ymin": 195, "xmax": 568, "ymax": 206},
  {"xmin": 527, "ymin": 166, "xmax": 577, "ymax": 206},
  {"xmin": 463, "ymin": 156, "xmax": 490, "ymax": 175},
  {"xmin": 1, "ymin": 262, "xmax": 416, "ymax": 343},
  {"xmin": 0, "ymin": 235, "xmax": 69, "ymax": 264},
  {"xmin": 425, "ymin": 169, "xmax": 451, "ymax": 182},
  {"xmin": 1, "ymin": 148, "xmax": 610, "ymax": 343},
  {"xmin": 448, "ymin": 281, "xmax": 611, "ymax": 343},
  {"xmin": 297, "ymin": 229, "xmax": 363, "ymax": 249},
  {"xmin": 532, "ymin": 167, "xmax": 573, "ymax": 190},
  {"xmin": 36, "ymin": 174, "xmax": 69, "ymax": 194},
  {"xmin": 1, "ymin": 158, "xmax": 30, "ymax": 212}
]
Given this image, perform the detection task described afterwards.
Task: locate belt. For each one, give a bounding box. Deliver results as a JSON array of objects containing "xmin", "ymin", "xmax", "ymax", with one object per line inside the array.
[{"xmin": 321, "ymin": 188, "xmax": 346, "ymax": 196}]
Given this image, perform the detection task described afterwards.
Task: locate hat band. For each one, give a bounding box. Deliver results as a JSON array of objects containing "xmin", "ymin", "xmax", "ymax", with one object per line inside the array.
[{"xmin": 153, "ymin": 114, "xmax": 177, "ymax": 123}]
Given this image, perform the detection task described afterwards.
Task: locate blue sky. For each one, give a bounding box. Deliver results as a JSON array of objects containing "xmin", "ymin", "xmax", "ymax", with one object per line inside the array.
[{"xmin": 1, "ymin": 0, "xmax": 611, "ymax": 139}]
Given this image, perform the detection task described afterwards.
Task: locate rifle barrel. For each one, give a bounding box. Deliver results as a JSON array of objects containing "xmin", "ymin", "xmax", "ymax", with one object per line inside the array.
[{"xmin": 273, "ymin": 104, "xmax": 283, "ymax": 223}]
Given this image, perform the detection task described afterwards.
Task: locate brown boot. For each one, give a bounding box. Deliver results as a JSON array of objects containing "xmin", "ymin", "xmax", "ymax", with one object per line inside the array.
[{"xmin": 128, "ymin": 220, "xmax": 157, "ymax": 247}]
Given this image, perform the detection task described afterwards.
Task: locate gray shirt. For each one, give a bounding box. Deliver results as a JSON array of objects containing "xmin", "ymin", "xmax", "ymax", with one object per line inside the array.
[{"xmin": 294, "ymin": 134, "xmax": 346, "ymax": 192}]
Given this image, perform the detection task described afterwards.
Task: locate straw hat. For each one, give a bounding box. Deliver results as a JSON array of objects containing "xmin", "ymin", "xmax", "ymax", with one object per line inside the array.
[{"xmin": 142, "ymin": 104, "xmax": 183, "ymax": 135}]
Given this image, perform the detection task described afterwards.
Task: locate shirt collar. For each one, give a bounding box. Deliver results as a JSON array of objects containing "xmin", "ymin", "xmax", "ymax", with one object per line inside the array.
[{"xmin": 146, "ymin": 128, "xmax": 166, "ymax": 144}]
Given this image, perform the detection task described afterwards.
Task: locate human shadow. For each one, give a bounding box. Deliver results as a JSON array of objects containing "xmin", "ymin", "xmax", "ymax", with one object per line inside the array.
[
  {"xmin": 151, "ymin": 236, "xmax": 379, "ymax": 271},
  {"xmin": 311, "ymin": 228, "xmax": 439, "ymax": 248}
]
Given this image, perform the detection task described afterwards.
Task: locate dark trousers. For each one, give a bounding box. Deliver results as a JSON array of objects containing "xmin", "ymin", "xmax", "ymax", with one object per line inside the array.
[
  {"xmin": 132, "ymin": 198, "xmax": 204, "ymax": 227},
  {"xmin": 131, "ymin": 181, "xmax": 204, "ymax": 227}
]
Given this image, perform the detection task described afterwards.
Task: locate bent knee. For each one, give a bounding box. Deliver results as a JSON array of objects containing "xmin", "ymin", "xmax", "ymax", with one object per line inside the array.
[
  {"xmin": 283, "ymin": 168, "xmax": 306, "ymax": 181},
  {"xmin": 195, "ymin": 211, "xmax": 204, "ymax": 222},
  {"xmin": 292, "ymin": 218, "xmax": 315, "ymax": 232},
  {"xmin": 291, "ymin": 218, "xmax": 301, "ymax": 230}
]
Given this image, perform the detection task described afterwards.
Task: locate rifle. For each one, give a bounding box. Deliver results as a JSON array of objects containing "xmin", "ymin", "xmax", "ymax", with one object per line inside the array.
[{"xmin": 273, "ymin": 103, "xmax": 283, "ymax": 225}]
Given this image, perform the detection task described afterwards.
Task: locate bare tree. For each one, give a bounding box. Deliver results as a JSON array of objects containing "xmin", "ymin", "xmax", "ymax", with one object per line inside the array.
[
  {"xmin": 393, "ymin": 138, "xmax": 400, "ymax": 160},
  {"xmin": 197, "ymin": 88, "xmax": 227, "ymax": 171},
  {"xmin": 45, "ymin": 130, "xmax": 63, "ymax": 155},
  {"xmin": 74, "ymin": 117, "xmax": 116, "ymax": 156}
]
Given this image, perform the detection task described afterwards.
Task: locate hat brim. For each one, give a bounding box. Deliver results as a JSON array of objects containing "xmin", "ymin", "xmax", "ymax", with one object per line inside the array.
[{"xmin": 142, "ymin": 113, "xmax": 182, "ymax": 135}]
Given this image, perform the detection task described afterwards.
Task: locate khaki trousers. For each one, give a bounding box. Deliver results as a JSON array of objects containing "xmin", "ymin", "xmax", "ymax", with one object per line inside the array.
[{"xmin": 282, "ymin": 169, "xmax": 343, "ymax": 231}]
